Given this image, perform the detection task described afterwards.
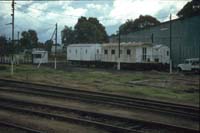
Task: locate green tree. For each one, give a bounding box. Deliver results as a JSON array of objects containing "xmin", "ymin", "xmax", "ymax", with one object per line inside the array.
[
  {"xmin": 88, "ymin": 17, "xmax": 109, "ymax": 43},
  {"xmin": 45, "ymin": 39, "xmax": 53, "ymax": 53},
  {"xmin": 119, "ymin": 19, "xmax": 135, "ymax": 35},
  {"xmin": 0, "ymin": 36, "xmax": 7, "ymax": 44},
  {"xmin": 74, "ymin": 16, "xmax": 108, "ymax": 43},
  {"xmin": 61, "ymin": 26, "xmax": 75, "ymax": 45},
  {"xmin": 0, "ymin": 36, "xmax": 7, "ymax": 55},
  {"xmin": 177, "ymin": 0, "xmax": 200, "ymax": 18},
  {"xmin": 61, "ymin": 16, "xmax": 108, "ymax": 44},
  {"xmin": 20, "ymin": 31, "xmax": 29, "ymax": 50},
  {"xmin": 119, "ymin": 15, "xmax": 160, "ymax": 35},
  {"xmin": 37, "ymin": 42, "xmax": 45, "ymax": 49},
  {"xmin": 20, "ymin": 29, "xmax": 38, "ymax": 50},
  {"xmin": 28, "ymin": 29, "xmax": 38, "ymax": 47}
]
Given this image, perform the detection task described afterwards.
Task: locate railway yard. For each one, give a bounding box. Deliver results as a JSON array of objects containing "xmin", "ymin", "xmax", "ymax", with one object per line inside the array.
[
  {"xmin": 0, "ymin": 64, "xmax": 199, "ymax": 133},
  {"xmin": 0, "ymin": 0, "xmax": 200, "ymax": 132}
]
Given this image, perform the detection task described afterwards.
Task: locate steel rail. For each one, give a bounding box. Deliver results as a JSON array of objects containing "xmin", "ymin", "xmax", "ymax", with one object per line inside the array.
[
  {"xmin": 0, "ymin": 78, "xmax": 198, "ymax": 109},
  {"xmin": 0, "ymin": 97, "xmax": 198, "ymax": 133},
  {"xmin": 0, "ymin": 78, "xmax": 199, "ymax": 119},
  {"xmin": 0, "ymin": 121, "xmax": 43, "ymax": 133},
  {"xmin": 0, "ymin": 103, "xmax": 140, "ymax": 133},
  {"xmin": 0, "ymin": 85, "xmax": 199, "ymax": 120}
]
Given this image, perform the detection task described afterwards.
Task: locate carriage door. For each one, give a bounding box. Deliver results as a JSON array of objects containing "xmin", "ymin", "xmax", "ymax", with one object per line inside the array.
[{"xmin": 142, "ymin": 47, "xmax": 147, "ymax": 62}]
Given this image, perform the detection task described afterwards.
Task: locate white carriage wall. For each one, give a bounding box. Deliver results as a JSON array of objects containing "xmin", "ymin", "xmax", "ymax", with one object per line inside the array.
[
  {"xmin": 135, "ymin": 47, "xmax": 153, "ymax": 63},
  {"xmin": 102, "ymin": 43, "xmax": 154, "ymax": 63},
  {"xmin": 152, "ymin": 45, "xmax": 170, "ymax": 64},
  {"xmin": 67, "ymin": 43, "xmax": 170, "ymax": 64},
  {"xmin": 67, "ymin": 44, "xmax": 102, "ymax": 61},
  {"xmin": 120, "ymin": 46, "xmax": 136, "ymax": 63},
  {"xmin": 32, "ymin": 51, "xmax": 48, "ymax": 64},
  {"xmin": 101, "ymin": 45, "xmax": 117, "ymax": 62}
]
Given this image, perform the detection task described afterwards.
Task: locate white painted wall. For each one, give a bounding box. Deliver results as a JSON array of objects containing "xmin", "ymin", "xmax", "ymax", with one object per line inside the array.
[
  {"xmin": 67, "ymin": 44, "xmax": 102, "ymax": 61},
  {"xmin": 32, "ymin": 51, "xmax": 48, "ymax": 64},
  {"xmin": 135, "ymin": 47, "xmax": 153, "ymax": 63},
  {"xmin": 102, "ymin": 44, "xmax": 154, "ymax": 63},
  {"xmin": 67, "ymin": 43, "xmax": 169, "ymax": 64},
  {"xmin": 152, "ymin": 45, "xmax": 170, "ymax": 64},
  {"xmin": 136, "ymin": 47, "xmax": 142, "ymax": 62}
]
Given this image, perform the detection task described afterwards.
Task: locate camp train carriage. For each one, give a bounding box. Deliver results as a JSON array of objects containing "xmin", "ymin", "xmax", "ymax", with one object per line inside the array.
[{"xmin": 67, "ymin": 42, "xmax": 170, "ymax": 70}]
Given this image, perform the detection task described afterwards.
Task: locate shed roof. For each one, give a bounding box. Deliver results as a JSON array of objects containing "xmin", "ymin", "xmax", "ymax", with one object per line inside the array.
[
  {"xmin": 32, "ymin": 50, "xmax": 48, "ymax": 54},
  {"xmin": 68, "ymin": 43, "xmax": 101, "ymax": 47},
  {"xmin": 102, "ymin": 42, "xmax": 152, "ymax": 47}
]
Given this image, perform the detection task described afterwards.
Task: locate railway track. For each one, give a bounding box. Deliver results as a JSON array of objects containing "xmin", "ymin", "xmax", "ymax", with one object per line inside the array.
[
  {"xmin": 0, "ymin": 97, "xmax": 198, "ymax": 133},
  {"xmin": 0, "ymin": 121, "xmax": 43, "ymax": 133},
  {"xmin": 0, "ymin": 78, "xmax": 199, "ymax": 120}
]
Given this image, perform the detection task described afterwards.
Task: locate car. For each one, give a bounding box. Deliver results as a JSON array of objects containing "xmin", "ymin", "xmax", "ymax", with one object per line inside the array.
[{"xmin": 177, "ymin": 58, "xmax": 200, "ymax": 72}]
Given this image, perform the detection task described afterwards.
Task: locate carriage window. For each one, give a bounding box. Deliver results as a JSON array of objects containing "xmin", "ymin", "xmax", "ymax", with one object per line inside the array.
[
  {"xmin": 111, "ymin": 49, "xmax": 115, "ymax": 55},
  {"xmin": 97, "ymin": 49, "xmax": 99, "ymax": 54},
  {"xmin": 85, "ymin": 49, "xmax": 87, "ymax": 54},
  {"xmin": 127, "ymin": 49, "xmax": 131, "ymax": 55},
  {"xmin": 155, "ymin": 58, "xmax": 159, "ymax": 62},
  {"xmin": 167, "ymin": 51, "xmax": 169, "ymax": 56},
  {"xmin": 75, "ymin": 49, "xmax": 77, "ymax": 54},
  {"xmin": 104, "ymin": 49, "xmax": 108, "ymax": 54},
  {"xmin": 34, "ymin": 54, "xmax": 41, "ymax": 58}
]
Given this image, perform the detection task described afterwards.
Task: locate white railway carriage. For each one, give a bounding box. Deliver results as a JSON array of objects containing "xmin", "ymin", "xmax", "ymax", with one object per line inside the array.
[
  {"xmin": 66, "ymin": 42, "xmax": 169, "ymax": 70},
  {"xmin": 102, "ymin": 42, "xmax": 170, "ymax": 64},
  {"xmin": 67, "ymin": 44, "xmax": 101, "ymax": 63}
]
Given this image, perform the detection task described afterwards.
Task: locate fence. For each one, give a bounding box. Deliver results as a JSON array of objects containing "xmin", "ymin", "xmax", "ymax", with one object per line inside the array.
[{"xmin": 0, "ymin": 55, "xmax": 32, "ymax": 64}]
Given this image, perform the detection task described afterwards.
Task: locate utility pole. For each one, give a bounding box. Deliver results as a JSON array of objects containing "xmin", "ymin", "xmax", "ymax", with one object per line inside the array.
[
  {"xmin": 11, "ymin": 0, "xmax": 15, "ymax": 75},
  {"xmin": 117, "ymin": 29, "xmax": 121, "ymax": 70},
  {"xmin": 151, "ymin": 33, "xmax": 154, "ymax": 43},
  {"xmin": 54, "ymin": 23, "xmax": 57, "ymax": 69},
  {"xmin": 18, "ymin": 31, "xmax": 19, "ymax": 43},
  {"xmin": 169, "ymin": 14, "xmax": 172, "ymax": 74},
  {"xmin": 18, "ymin": 31, "xmax": 20, "ymax": 52}
]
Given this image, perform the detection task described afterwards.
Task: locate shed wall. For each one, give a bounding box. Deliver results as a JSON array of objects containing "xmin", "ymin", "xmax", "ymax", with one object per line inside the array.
[{"xmin": 112, "ymin": 15, "xmax": 200, "ymax": 66}]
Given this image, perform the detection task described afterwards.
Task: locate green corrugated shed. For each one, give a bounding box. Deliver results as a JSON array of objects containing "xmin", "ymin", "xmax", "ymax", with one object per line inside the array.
[{"xmin": 119, "ymin": 15, "xmax": 200, "ymax": 66}]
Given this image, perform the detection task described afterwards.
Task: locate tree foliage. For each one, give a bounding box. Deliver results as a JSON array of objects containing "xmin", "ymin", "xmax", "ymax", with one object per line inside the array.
[
  {"xmin": 0, "ymin": 36, "xmax": 20, "ymax": 55},
  {"xmin": 177, "ymin": 0, "xmax": 200, "ymax": 18},
  {"xmin": 44, "ymin": 39, "xmax": 53, "ymax": 53},
  {"xmin": 0, "ymin": 36, "xmax": 7, "ymax": 45},
  {"xmin": 20, "ymin": 29, "xmax": 38, "ymax": 50},
  {"xmin": 61, "ymin": 16, "xmax": 109, "ymax": 44},
  {"xmin": 0, "ymin": 36, "xmax": 7, "ymax": 55},
  {"xmin": 119, "ymin": 15, "xmax": 160, "ymax": 35},
  {"xmin": 61, "ymin": 26, "xmax": 75, "ymax": 45}
]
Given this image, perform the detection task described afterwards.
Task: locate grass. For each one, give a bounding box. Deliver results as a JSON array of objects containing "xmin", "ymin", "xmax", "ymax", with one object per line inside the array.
[{"xmin": 0, "ymin": 64, "xmax": 199, "ymax": 106}]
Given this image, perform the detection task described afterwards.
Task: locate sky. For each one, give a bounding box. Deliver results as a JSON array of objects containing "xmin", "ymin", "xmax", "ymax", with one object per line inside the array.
[{"xmin": 0, "ymin": 0, "xmax": 190, "ymax": 44}]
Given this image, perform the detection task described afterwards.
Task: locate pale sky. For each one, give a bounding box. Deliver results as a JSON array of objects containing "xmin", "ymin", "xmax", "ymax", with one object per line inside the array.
[{"xmin": 0, "ymin": 0, "xmax": 190, "ymax": 43}]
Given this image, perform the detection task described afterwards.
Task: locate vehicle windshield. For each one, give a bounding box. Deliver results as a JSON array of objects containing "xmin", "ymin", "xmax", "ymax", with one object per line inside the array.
[{"xmin": 184, "ymin": 60, "xmax": 190, "ymax": 64}]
